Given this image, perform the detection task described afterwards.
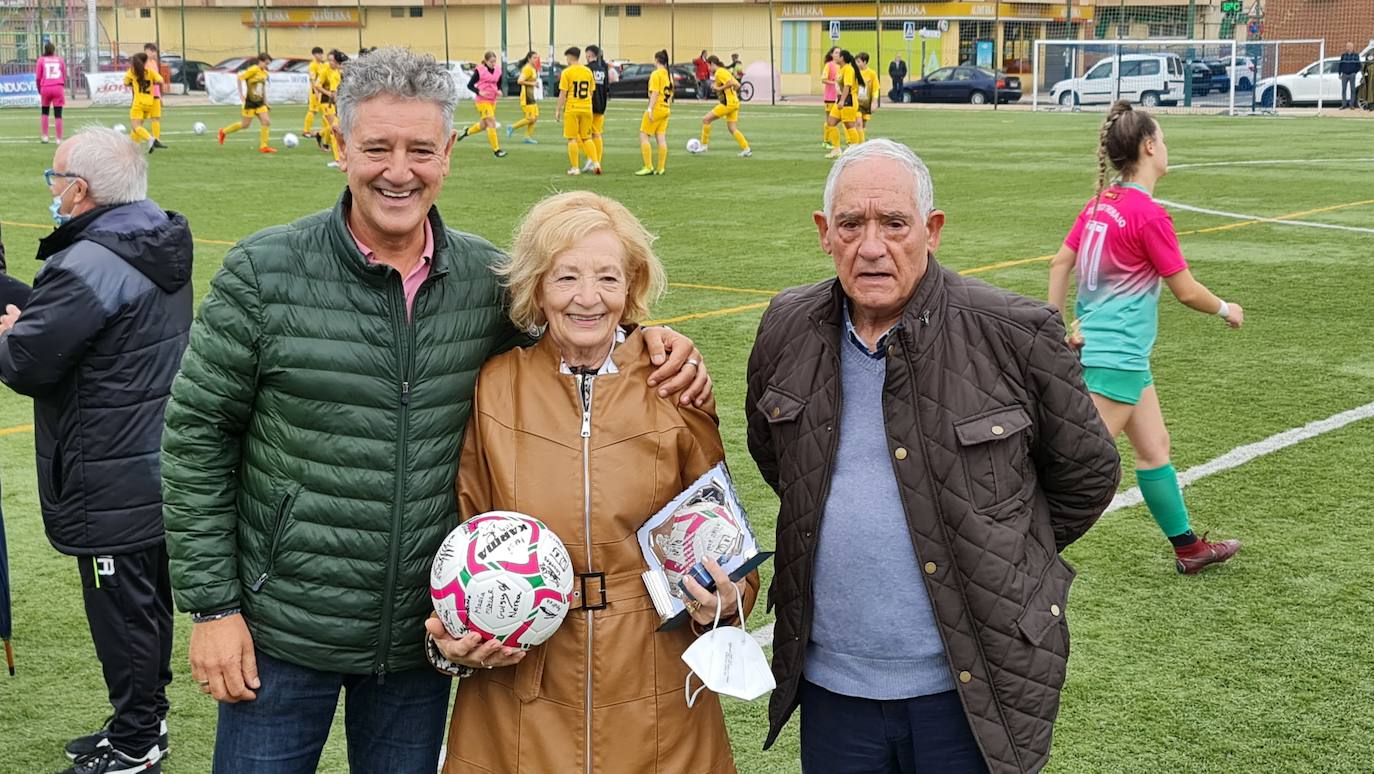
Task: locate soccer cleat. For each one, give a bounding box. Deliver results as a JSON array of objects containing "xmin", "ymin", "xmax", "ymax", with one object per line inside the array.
[
  {"xmin": 67, "ymin": 718, "xmax": 168, "ymax": 761},
  {"xmin": 147, "ymin": 140, "xmax": 156, "ymax": 155},
  {"xmin": 494, "ymin": 150, "xmax": 508, "ymax": 158},
  {"xmin": 654, "ymin": 169, "xmax": 665, "ymax": 175},
  {"xmin": 456, "ymin": 128, "xmax": 469, "ymax": 142},
  {"xmin": 41, "ymin": 136, "xmax": 50, "ymax": 143},
  {"xmin": 505, "ymin": 125, "xmax": 515, "ymax": 138},
  {"xmin": 739, "ymin": 148, "xmax": 752, "ymax": 158},
  {"xmin": 825, "ymin": 148, "xmax": 843, "ymax": 159},
  {"xmin": 822, "ymin": 142, "xmax": 834, "ymax": 150},
  {"xmin": 693, "ymin": 145, "xmax": 708, "ymax": 154},
  {"xmin": 522, "ymin": 137, "xmax": 538, "ymax": 145},
  {"xmin": 61, "ymin": 744, "xmax": 161, "ymax": 774},
  {"xmin": 153, "ymin": 139, "xmax": 167, "ymax": 149},
  {"xmin": 634, "ymin": 166, "xmax": 655, "ymax": 176},
  {"xmin": 581, "ymin": 158, "xmax": 596, "ymax": 172},
  {"xmin": 259, "ymin": 146, "xmax": 277, "ymax": 154},
  {"xmin": 592, "ymin": 164, "xmax": 602, "ymax": 176},
  {"xmin": 326, "ymin": 161, "xmax": 340, "ymax": 168},
  {"xmin": 217, "ymin": 128, "xmax": 225, "ymax": 145},
  {"xmin": 1174, "ymin": 533, "xmax": 1242, "ymax": 575},
  {"xmin": 566, "ymin": 168, "xmax": 580, "ymax": 176}
]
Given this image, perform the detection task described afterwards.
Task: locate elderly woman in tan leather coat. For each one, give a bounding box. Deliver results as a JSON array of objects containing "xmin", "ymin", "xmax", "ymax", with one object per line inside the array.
[{"xmin": 425, "ymin": 190, "xmax": 760, "ymax": 774}]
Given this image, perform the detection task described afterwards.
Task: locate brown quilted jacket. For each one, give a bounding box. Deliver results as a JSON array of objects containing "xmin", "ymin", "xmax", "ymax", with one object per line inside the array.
[{"xmin": 746, "ymin": 260, "xmax": 1120, "ymax": 774}]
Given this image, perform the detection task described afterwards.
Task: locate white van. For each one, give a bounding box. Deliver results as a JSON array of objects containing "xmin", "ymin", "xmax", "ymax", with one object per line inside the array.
[{"xmin": 1051, "ymin": 53, "xmax": 1187, "ymax": 107}]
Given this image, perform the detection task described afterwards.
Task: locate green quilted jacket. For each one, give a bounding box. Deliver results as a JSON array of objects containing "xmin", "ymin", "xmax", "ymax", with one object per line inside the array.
[{"xmin": 162, "ymin": 190, "xmax": 526, "ymax": 675}]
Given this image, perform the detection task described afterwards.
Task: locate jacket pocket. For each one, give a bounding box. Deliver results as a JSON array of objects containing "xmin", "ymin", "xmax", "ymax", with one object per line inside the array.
[
  {"xmin": 48, "ymin": 442, "xmax": 65, "ymax": 499},
  {"xmin": 1015, "ymin": 556, "xmax": 1076, "ymax": 648},
  {"xmin": 953, "ymin": 405, "xmax": 1033, "ymax": 514},
  {"xmin": 250, "ymin": 485, "xmax": 301, "ymax": 592},
  {"xmin": 758, "ymin": 384, "xmax": 806, "ymax": 425}
]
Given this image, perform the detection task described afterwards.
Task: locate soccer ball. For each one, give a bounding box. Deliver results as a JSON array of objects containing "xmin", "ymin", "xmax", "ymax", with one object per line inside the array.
[
  {"xmin": 112, "ymin": 124, "xmax": 127, "ymax": 134},
  {"xmin": 686, "ymin": 138, "xmax": 703, "ymax": 153},
  {"xmin": 649, "ymin": 501, "xmax": 744, "ymax": 599},
  {"xmin": 430, "ymin": 511, "xmax": 574, "ymax": 649},
  {"xmin": 283, "ymin": 133, "xmax": 300, "ymax": 148},
  {"xmin": 192, "ymin": 122, "xmax": 206, "ymax": 135}
]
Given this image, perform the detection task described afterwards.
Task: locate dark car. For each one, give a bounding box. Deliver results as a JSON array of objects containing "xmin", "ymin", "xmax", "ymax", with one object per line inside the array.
[
  {"xmin": 163, "ymin": 56, "xmax": 212, "ymax": 91},
  {"xmin": 1183, "ymin": 59, "xmax": 1213, "ymax": 95},
  {"xmin": 605, "ymin": 63, "xmax": 698, "ymax": 100},
  {"xmin": 502, "ymin": 61, "xmax": 566, "ymax": 97},
  {"xmin": 899, "ymin": 66, "xmax": 1020, "ymax": 104}
]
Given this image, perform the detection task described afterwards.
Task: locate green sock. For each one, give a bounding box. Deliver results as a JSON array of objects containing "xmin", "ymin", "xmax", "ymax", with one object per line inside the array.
[{"xmin": 1137, "ymin": 464, "xmax": 1192, "ymax": 539}]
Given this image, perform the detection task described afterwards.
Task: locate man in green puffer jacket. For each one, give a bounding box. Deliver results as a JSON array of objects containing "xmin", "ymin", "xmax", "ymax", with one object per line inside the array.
[{"xmin": 161, "ymin": 47, "xmax": 710, "ymax": 773}]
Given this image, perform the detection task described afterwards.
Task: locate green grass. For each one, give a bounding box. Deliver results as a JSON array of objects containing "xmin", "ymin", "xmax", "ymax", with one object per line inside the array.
[{"xmin": 1, "ymin": 100, "xmax": 1373, "ymax": 772}]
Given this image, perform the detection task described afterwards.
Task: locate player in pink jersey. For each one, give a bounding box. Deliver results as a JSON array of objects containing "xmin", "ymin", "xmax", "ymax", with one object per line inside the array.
[
  {"xmin": 1049, "ymin": 100, "xmax": 1246, "ymax": 575},
  {"xmin": 457, "ymin": 50, "xmax": 507, "ymax": 158},
  {"xmin": 821, "ymin": 46, "xmax": 840, "ymax": 149},
  {"xmin": 35, "ymin": 42, "xmax": 67, "ymax": 144}
]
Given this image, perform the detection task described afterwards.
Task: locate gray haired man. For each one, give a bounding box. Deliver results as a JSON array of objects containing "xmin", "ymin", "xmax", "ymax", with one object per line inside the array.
[
  {"xmin": 1, "ymin": 127, "xmax": 192, "ymax": 774},
  {"xmin": 747, "ymin": 139, "xmax": 1120, "ymax": 773},
  {"xmin": 160, "ymin": 47, "xmax": 711, "ymax": 772}
]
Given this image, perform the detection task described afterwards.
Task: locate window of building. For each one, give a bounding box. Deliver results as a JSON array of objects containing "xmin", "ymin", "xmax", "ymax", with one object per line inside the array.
[
  {"xmin": 957, "ymin": 21, "xmax": 994, "ymax": 66},
  {"xmin": 604, "ymin": 5, "xmax": 620, "ymax": 17},
  {"xmin": 1002, "ymin": 21, "xmax": 1036, "ymax": 73},
  {"xmin": 139, "ymin": 8, "xmax": 150, "ymax": 17},
  {"xmin": 781, "ymin": 20, "xmax": 811, "ymax": 74},
  {"xmin": 409, "ymin": 6, "xmax": 423, "ymax": 17},
  {"xmin": 625, "ymin": 5, "xmax": 641, "ymax": 17}
]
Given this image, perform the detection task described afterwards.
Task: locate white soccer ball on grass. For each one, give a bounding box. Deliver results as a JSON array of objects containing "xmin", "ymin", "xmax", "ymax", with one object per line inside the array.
[
  {"xmin": 192, "ymin": 122, "xmax": 206, "ymax": 135},
  {"xmin": 686, "ymin": 138, "xmax": 703, "ymax": 153},
  {"xmin": 283, "ymin": 133, "xmax": 300, "ymax": 148},
  {"xmin": 112, "ymin": 124, "xmax": 127, "ymax": 134}
]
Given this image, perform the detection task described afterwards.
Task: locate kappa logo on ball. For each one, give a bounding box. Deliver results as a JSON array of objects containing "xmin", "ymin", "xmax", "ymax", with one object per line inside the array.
[{"xmin": 431, "ymin": 511, "xmax": 574, "ymax": 649}]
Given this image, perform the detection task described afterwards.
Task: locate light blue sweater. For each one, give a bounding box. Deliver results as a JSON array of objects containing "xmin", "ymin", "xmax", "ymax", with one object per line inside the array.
[{"xmin": 803, "ymin": 326, "xmax": 956, "ymax": 700}]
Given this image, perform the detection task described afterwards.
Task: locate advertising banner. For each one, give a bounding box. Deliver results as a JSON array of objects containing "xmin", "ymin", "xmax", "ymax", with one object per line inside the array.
[
  {"xmin": 205, "ymin": 71, "xmax": 311, "ymax": 106},
  {"xmin": 86, "ymin": 71, "xmax": 133, "ymax": 107},
  {"xmin": 0, "ymin": 74, "xmax": 40, "ymax": 109}
]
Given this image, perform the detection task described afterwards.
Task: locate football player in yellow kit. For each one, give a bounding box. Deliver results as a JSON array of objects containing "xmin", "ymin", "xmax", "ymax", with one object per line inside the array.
[
  {"xmin": 635, "ymin": 49, "xmax": 674, "ymax": 176},
  {"xmin": 690, "ymin": 55, "xmax": 751, "ymax": 158},
  {"xmin": 555, "ymin": 46, "xmax": 600, "ymax": 176}
]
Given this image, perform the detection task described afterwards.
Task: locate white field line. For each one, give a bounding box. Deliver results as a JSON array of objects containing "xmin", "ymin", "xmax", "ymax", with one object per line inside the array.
[
  {"xmin": 1170, "ymin": 158, "xmax": 1374, "ymax": 170},
  {"xmin": 750, "ymin": 399, "xmax": 1374, "ymax": 648},
  {"xmin": 1157, "ymin": 198, "xmax": 1374, "ymax": 235}
]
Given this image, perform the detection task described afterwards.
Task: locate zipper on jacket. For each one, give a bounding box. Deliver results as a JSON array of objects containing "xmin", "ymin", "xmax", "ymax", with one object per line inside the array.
[
  {"xmin": 577, "ymin": 372, "xmax": 595, "ymax": 774},
  {"xmin": 250, "ymin": 490, "xmax": 296, "ymax": 592},
  {"xmin": 374, "ymin": 278, "xmax": 414, "ymax": 679}
]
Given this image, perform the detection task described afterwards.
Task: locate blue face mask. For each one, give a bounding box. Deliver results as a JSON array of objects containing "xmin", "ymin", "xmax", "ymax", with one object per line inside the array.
[{"xmin": 50, "ymin": 180, "xmax": 77, "ymax": 226}]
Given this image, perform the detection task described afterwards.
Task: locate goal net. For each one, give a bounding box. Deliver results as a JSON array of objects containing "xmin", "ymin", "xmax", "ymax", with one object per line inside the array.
[{"xmin": 1031, "ymin": 37, "xmax": 1339, "ymax": 115}]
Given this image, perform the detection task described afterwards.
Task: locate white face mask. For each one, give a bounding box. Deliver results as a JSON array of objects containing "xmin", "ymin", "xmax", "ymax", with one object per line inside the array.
[{"xmin": 682, "ymin": 583, "xmax": 775, "ymax": 707}]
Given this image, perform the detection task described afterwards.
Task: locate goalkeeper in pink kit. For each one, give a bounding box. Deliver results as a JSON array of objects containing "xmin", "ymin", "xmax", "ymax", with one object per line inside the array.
[{"xmin": 36, "ymin": 42, "xmax": 67, "ymax": 144}]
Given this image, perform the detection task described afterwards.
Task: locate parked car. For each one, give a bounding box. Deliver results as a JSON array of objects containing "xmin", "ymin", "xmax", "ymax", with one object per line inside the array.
[
  {"xmin": 605, "ymin": 62, "xmax": 698, "ymax": 100},
  {"xmin": 209, "ymin": 56, "xmax": 256, "ymax": 74},
  {"xmin": 1256, "ymin": 54, "xmax": 1367, "ymax": 107},
  {"xmin": 1182, "ymin": 59, "xmax": 1213, "ymax": 95},
  {"xmin": 270, "ymin": 57, "xmax": 311, "ymax": 72},
  {"xmin": 209, "ymin": 56, "xmax": 307, "ymax": 74},
  {"xmin": 898, "ymin": 66, "xmax": 1020, "ymax": 104},
  {"xmin": 163, "ymin": 56, "xmax": 211, "ymax": 91},
  {"xmin": 1051, "ymin": 53, "xmax": 1185, "ymax": 108},
  {"xmin": 1226, "ymin": 56, "xmax": 1258, "ymax": 91}
]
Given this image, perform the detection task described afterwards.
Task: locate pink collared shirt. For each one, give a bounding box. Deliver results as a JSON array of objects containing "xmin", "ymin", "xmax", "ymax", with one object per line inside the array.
[{"xmin": 349, "ymin": 217, "xmax": 434, "ymax": 321}]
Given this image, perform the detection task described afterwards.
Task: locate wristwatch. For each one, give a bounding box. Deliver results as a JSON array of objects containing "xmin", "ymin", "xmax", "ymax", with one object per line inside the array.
[{"xmin": 190, "ymin": 607, "xmax": 241, "ymax": 624}]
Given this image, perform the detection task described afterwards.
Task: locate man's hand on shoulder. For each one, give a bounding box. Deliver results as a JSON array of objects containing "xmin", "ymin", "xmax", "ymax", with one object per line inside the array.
[
  {"xmin": 643, "ymin": 326, "xmax": 712, "ymax": 407},
  {"xmin": 0, "ymin": 304, "xmax": 21, "ymax": 335}
]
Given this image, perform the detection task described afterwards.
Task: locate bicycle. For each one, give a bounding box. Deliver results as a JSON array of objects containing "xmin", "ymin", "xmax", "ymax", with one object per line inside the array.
[{"xmin": 739, "ymin": 79, "xmax": 755, "ymax": 102}]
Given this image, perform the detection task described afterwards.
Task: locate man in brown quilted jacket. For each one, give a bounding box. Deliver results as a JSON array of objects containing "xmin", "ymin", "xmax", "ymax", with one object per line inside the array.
[{"xmin": 746, "ymin": 138, "xmax": 1121, "ymax": 774}]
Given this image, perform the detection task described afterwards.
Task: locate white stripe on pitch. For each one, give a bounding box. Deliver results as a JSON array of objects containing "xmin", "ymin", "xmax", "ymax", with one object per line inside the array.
[
  {"xmin": 1170, "ymin": 158, "xmax": 1374, "ymax": 170},
  {"xmin": 750, "ymin": 399, "xmax": 1374, "ymax": 648},
  {"xmin": 1157, "ymin": 198, "xmax": 1374, "ymax": 235}
]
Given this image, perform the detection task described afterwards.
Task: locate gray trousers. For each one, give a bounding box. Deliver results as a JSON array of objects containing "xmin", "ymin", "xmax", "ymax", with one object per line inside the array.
[{"xmin": 1341, "ymin": 73, "xmax": 1358, "ymax": 106}]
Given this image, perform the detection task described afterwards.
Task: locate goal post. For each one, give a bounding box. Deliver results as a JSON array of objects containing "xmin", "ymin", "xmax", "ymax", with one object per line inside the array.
[{"xmin": 1032, "ymin": 38, "xmax": 1329, "ymax": 116}]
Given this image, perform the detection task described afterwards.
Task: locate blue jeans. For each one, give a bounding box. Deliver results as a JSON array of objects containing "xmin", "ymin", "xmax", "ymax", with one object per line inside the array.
[
  {"xmin": 212, "ymin": 649, "xmax": 451, "ymax": 774},
  {"xmin": 800, "ymin": 680, "xmax": 988, "ymax": 774}
]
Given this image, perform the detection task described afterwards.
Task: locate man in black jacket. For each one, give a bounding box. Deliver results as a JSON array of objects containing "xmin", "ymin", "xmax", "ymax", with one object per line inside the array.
[
  {"xmin": 0, "ymin": 126, "xmax": 193, "ymax": 774},
  {"xmin": 888, "ymin": 53, "xmax": 908, "ymax": 101},
  {"xmin": 1339, "ymin": 42, "xmax": 1361, "ymax": 109}
]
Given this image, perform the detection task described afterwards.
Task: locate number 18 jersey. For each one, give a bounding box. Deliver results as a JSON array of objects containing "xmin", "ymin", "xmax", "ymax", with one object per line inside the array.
[
  {"xmin": 559, "ymin": 64, "xmax": 595, "ymax": 113},
  {"xmin": 1063, "ymin": 184, "xmax": 1189, "ymax": 371}
]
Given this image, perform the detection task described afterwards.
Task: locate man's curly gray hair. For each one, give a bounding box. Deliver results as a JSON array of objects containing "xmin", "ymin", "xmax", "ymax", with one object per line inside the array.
[{"xmin": 336, "ymin": 47, "xmax": 458, "ymax": 139}]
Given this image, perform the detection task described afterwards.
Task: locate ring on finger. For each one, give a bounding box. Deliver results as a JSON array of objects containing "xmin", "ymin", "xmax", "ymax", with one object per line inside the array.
[{"xmin": 685, "ymin": 358, "xmax": 700, "ymax": 368}]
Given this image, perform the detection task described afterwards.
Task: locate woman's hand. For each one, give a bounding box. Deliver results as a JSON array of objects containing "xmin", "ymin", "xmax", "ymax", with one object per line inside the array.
[
  {"xmin": 643, "ymin": 327, "xmax": 712, "ymax": 406},
  {"xmin": 424, "ymin": 618, "xmax": 526, "ymax": 670},
  {"xmin": 1222, "ymin": 302, "xmax": 1244, "ymax": 329},
  {"xmin": 1065, "ymin": 318, "xmax": 1085, "ymax": 351},
  {"xmin": 681, "ymin": 558, "xmax": 745, "ymax": 627}
]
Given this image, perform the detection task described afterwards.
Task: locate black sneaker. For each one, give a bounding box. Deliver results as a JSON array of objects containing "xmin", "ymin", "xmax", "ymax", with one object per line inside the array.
[
  {"xmin": 152, "ymin": 140, "xmax": 168, "ymax": 149},
  {"xmin": 494, "ymin": 150, "xmax": 508, "ymax": 158},
  {"xmin": 67, "ymin": 718, "xmax": 168, "ymax": 761},
  {"xmin": 60, "ymin": 744, "xmax": 161, "ymax": 774}
]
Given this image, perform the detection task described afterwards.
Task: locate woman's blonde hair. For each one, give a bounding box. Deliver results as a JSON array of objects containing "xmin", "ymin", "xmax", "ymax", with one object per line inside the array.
[{"xmin": 500, "ymin": 191, "xmax": 667, "ymax": 333}]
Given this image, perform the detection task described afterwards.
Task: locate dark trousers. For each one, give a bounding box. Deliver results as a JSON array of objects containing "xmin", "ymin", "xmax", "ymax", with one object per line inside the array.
[
  {"xmin": 800, "ymin": 680, "xmax": 988, "ymax": 774},
  {"xmin": 212, "ymin": 649, "xmax": 451, "ymax": 774},
  {"xmin": 1341, "ymin": 73, "xmax": 1358, "ymax": 106},
  {"xmin": 77, "ymin": 541, "xmax": 174, "ymax": 757}
]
